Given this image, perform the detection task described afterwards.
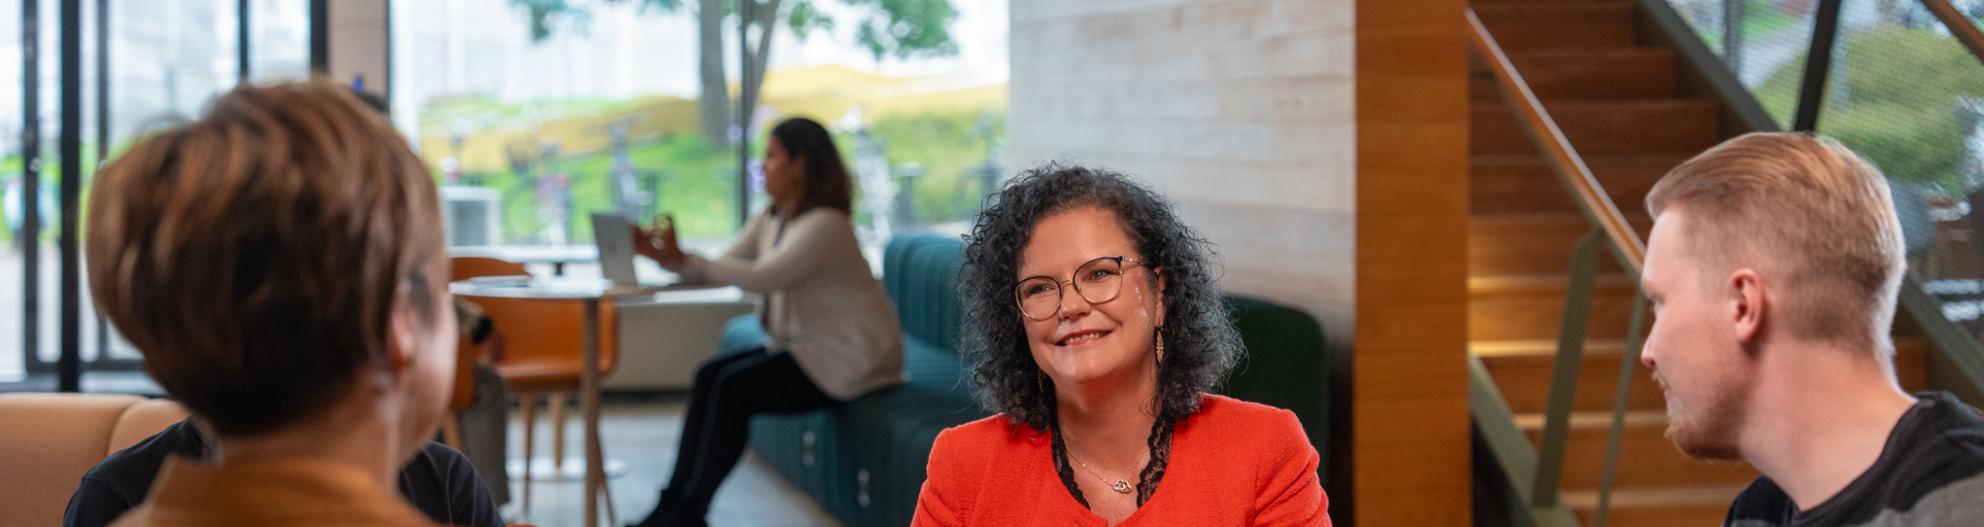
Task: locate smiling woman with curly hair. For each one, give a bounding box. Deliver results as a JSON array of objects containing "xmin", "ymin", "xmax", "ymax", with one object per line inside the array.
[{"xmin": 912, "ymin": 164, "xmax": 1329, "ymax": 526}]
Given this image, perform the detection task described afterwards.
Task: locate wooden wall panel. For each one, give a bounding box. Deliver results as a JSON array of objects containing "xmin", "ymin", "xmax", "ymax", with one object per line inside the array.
[{"xmin": 1355, "ymin": 0, "xmax": 1473, "ymax": 525}]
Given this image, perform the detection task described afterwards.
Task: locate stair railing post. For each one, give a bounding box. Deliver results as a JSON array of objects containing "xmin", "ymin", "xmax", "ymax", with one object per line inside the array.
[
  {"xmin": 1592, "ymin": 289, "xmax": 1649, "ymax": 527},
  {"xmin": 1533, "ymin": 229, "xmax": 1606, "ymax": 508}
]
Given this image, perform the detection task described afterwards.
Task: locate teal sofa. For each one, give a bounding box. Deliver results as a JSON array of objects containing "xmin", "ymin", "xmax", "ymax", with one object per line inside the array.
[{"xmin": 722, "ymin": 233, "xmax": 1330, "ymax": 526}]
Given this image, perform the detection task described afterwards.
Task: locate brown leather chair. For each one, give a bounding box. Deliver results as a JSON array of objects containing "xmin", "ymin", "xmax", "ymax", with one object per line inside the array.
[
  {"xmin": 450, "ymin": 256, "xmax": 621, "ymax": 520},
  {"xmin": 0, "ymin": 394, "xmax": 188, "ymax": 526},
  {"xmin": 452, "ymin": 256, "xmax": 531, "ymax": 282},
  {"xmin": 0, "ymin": 393, "xmax": 543, "ymax": 527},
  {"xmin": 442, "ymin": 303, "xmax": 488, "ymax": 451}
]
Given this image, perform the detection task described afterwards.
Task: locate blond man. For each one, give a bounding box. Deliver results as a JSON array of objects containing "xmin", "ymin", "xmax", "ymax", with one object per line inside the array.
[{"xmin": 1640, "ymin": 132, "xmax": 1984, "ymax": 526}]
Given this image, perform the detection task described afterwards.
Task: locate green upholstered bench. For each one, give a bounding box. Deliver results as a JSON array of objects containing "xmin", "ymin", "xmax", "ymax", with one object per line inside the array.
[{"xmin": 722, "ymin": 233, "xmax": 1330, "ymax": 526}]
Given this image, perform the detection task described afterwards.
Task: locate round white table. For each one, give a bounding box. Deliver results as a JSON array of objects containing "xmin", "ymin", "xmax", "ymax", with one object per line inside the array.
[
  {"xmin": 451, "ymin": 277, "xmax": 720, "ymax": 527},
  {"xmin": 449, "ymin": 245, "xmax": 599, "ymax": 276}
]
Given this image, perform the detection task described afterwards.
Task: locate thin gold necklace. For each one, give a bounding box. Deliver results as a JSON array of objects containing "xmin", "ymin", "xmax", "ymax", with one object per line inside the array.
[{"xmin": 1065, "ymin": 447, "xmax": 1141, "ymax": 495}]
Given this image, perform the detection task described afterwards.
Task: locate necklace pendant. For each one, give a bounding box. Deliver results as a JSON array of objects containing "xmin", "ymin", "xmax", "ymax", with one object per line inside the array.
[{"xmin": 1111, "ymin": 479, "xmax": 1133, "ymax": 494}]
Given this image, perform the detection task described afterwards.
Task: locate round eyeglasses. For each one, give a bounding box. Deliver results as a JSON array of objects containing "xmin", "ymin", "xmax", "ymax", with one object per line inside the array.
[{"xmin": 1013, "ymin": 256, "xmax": 1147, "ymax": 321}]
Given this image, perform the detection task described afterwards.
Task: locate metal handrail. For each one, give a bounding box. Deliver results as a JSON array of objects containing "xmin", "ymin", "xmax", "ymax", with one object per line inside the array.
[
  {"xmin": 1470, "ymin": 355, "xmax": 1583, "ymax": 527},
  {"xmin": 1466, "ymin": 9, "xmax": 1647, "ymax": 275},
  {"xmin": 1921, "ymin": 0, "xmax": 1984, "ymax": 69},
  {"xmin": 1467, "ymin": 8, "xmax": 1655, "ymax": 527}
]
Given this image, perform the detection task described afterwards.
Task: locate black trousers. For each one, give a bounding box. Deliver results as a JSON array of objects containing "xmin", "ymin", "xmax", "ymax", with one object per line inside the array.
[{"xmin": 639, "ymin": 347, "xmax": 836, "ymax": 527}]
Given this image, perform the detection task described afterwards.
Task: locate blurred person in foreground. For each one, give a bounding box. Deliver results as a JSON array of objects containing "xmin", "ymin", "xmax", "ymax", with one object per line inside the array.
[
  {"xmin": 83, "ymin": 80, "xmax": 463, "ymax": 527},
  {"xmin": 62, "ymin": 313, "xmax": 505, "ymax": 527}
]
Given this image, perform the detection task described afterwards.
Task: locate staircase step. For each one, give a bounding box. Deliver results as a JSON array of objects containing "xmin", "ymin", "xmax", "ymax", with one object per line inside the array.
[
  {"xmin": 1473, "ymin": 3, "xmax": 1637, "ymax": 50},
  {"xmin": 1564, "ymin": 485, "xmax": 1746, "ymax": 526},
  {"xmin": 1469, "ymin": 274, "xmax": 1641, "ymax": 341},
  {"xmin": 1480, "ymin": 337, "xmax": 1665, "ymax": 414},
  {"xmin": 1512, "ymin": 410, "xmax": 1760, "ymax": 489},
  {"xmin": 1470, "ymin": 213, "xmax": 1653, "ymax": 277},
  {"xmin": 1472, "ymin": 48, "xmax": 1679, "ymax": 100},
  {"xmin": 1472, "ymin": 99, "xmax": 1722, "ymax": 156},
  {"xmin": 1471, "ymin": 153, "xmax": 1681, "ymax": 214},
  {"xmin": 1482, "ymin": 337, "xmax": 1929, "ymax": 414}
]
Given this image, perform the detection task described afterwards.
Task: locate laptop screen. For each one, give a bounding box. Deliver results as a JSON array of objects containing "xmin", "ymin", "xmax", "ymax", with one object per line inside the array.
[{"xmin": 590, "ymin": 212, "xmax": 638, "ymax": 286}]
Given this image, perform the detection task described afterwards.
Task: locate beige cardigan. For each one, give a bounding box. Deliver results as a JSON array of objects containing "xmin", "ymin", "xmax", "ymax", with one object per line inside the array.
[{"xmin": 678, "ymin": 208, "xmax": 905, "ymax": 400}]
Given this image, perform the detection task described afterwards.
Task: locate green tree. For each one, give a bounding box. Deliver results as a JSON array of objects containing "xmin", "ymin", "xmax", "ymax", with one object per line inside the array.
[
  {"xmin": 509, "ymin": 0, "xmax": 961, "ymax": 149},
  {"xmin": 1756, "ymin": 27, "xmax": 1984, "ymax": 196}
]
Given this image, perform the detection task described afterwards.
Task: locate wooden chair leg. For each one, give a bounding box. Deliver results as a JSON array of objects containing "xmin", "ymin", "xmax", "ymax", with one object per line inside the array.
[
  {"xmin": 549, "ymin": 393, "xmax": 567, "ymax": 471},
  {"xmin": 440, "ymin": 414, "xmax": 466, "ymax": 452},
  {"xmin": 520, "ymin": 394, "xmax": 536, "ymax": 518}
]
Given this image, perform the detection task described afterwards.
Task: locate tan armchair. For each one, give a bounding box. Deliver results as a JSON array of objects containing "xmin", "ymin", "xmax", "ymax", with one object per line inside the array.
[
  {"xmin": 0, "ymin": 393, "xmax": 188, "ymax": 526},
  {"xmin": 0, "ymin": 393, "xmax": 541, "ymax": 527}
]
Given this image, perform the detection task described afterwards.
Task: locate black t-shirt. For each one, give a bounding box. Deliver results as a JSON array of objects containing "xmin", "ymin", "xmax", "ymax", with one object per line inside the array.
[
  {"xmin": 62, "ymin": 419, "xmax": 504, "ymax": 527},
  {"xmin": 1723, "ymin": 391, "xmax": 1984, "ymax": 526}
]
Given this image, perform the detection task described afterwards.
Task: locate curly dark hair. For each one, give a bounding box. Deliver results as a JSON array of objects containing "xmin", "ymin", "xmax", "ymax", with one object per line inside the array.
[{"xmin": 958, "ymin": 163, "xmax": 1242, "ymax": 504}]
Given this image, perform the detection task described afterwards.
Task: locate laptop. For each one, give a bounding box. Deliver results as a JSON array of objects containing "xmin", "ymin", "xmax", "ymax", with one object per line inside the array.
[{"xmin": 591, "ymin": 212, "xmax": 676, "ymax": 288}]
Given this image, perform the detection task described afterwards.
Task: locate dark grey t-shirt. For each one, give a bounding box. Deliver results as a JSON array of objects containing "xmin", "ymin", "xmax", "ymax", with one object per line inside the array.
[
  {"xmin": 1724, "ymin": 391, "xmax": 1984, "ymax": 526},
  {"xmin": 62, "ymin": 419, "xmax": 503, "ymax": 527}
]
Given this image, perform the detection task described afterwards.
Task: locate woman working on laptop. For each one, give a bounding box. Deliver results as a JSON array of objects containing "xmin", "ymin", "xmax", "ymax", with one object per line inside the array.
[{"xmin": 627, "ymin": 116, "xmax": 904, "ymax": 527}]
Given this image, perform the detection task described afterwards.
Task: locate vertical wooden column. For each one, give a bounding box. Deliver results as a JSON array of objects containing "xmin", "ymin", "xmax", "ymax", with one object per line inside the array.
[{"xmin": 1352, "ymin": 1, "xmax": 1472, "ymax": 525}]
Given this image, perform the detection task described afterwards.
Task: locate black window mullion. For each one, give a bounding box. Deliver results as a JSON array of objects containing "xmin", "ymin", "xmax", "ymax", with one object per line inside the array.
[
  {"xmin": 55, "ymin": 0, "xmax": 80, "ymax": 392},
  {"xmin": 19, "ymin": 0, "xmax": 39, "ymax": 376},
  {"xmin": 307, "ymin": 0, "xmax": 324, "ymax": 73},
  {"xmin": 236, "ymin": 0, "xmax": 247, "ymax": 82},
  {"xmin": 88, "ymin": 0, "xmax": 111, "ymax": 369}
]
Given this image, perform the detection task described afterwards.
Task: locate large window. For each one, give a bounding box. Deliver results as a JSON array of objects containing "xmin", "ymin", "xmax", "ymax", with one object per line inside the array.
[
  {"xmin": 0, "ymin": 0, "xmax": 27, "ymax": 384},
  {"xmin": 1668, "ymin": 0, "xmax": 1821, "ymax": 126},
  {"xmin": 0, "ymin": 0, "xmax": 1011, "ymax": 390},
  {"xmin": 393, "ymin": 0, "xmax": 745, "ymax": 257},
  {"xmin": 248, "ymin": 0, "xmax": 310, "ymax": 82},
  {"xmin": 391, "ymin": 0, "xmax": 1007, "ymax": 266},
  {"xmin": 741, "ymin": 0, "xmax": 1008, "ymax": 247},
  {"xmin": 0, "ymin": 0, "xmax": 311, "ymax": 391}
]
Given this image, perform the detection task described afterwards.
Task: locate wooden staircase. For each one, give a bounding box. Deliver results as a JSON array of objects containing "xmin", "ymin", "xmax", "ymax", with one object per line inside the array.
[{"xmin": 1467, "ymin": 0, "xmax": 1927, "ymax": 524}]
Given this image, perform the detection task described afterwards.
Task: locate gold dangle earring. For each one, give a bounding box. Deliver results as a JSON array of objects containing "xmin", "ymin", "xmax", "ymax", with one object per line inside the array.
[{"xmin": 1155, "ymin": 329, "xmax": 1166, "ymax": 367}]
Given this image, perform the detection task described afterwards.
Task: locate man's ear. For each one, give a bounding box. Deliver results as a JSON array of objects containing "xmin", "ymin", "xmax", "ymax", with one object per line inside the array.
[{"xmin": 1729, "ymin": 268, "xmax": 1767, "ymax": 345}]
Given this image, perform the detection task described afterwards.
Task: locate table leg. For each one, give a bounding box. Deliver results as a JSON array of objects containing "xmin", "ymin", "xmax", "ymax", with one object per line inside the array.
[{"xmin": 582, "ymin": 299, "xmax": 601, "ymax": 527}]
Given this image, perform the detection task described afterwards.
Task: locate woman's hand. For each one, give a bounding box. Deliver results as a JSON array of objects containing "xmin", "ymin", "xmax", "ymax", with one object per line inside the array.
[{"xmin": 630, "ymin": 213, "xmax": 687, "ymax": 271}]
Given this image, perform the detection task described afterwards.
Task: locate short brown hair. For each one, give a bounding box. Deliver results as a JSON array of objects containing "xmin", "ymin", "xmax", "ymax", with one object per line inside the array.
[
  {"xmin": 86, "ymin": 80, "xmax": 444, "ymax": 437},
  {"xmin": 1646, "ymin": 132, "xmax": 1904, "ymax": 351}
]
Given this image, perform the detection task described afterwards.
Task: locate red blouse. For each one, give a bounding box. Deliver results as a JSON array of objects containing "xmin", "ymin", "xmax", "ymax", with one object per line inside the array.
[{"xmin": 913, "ymin": 394, "xmax": 1330, "ymax": 526}]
